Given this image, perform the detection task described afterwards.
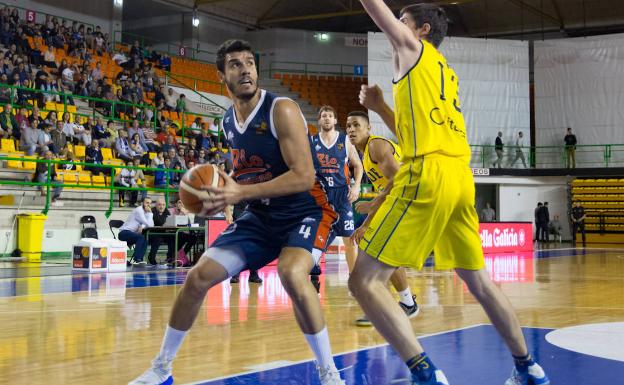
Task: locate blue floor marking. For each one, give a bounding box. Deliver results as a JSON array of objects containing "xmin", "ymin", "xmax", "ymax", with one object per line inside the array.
[{"xmin": 189, "ymin": 325, "xmax": 624, "ymax": 385}]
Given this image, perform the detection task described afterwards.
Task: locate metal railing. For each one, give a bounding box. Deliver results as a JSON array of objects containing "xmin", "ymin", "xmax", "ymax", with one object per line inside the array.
[
  {"xmin": 470, "ymin": 144, "xmax": 624, "ymax": 169},
  {"xmin": 164, "ymin": 72, "xmax": 226, "ymax": 97},
  {"xmin": 0, "ymin": 82, "xmax": 222, "ymax": 141},
  {"xmin": 262, "ymin": 61, "xmax": 368, "ymax": 78},
  {"xmin": 112, "ymin": 30, "xmax": 217, "ymax": 64},
  {"xmin": 0, "ymin": 156, "xmax": 184, "ymax": 217}
]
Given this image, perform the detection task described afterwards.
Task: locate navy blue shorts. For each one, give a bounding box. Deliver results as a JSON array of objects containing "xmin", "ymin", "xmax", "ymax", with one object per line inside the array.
[
  {"xmin": 211, "ymin": 204, "xmax": 336, "ymax": 271},
  {"xmin": 326, "ymin": 187, "xmax": 355, "ymax": 237}
]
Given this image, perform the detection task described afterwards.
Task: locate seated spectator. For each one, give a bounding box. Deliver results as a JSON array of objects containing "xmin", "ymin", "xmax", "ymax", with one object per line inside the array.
[
  {"xmin": 158, "ymin": 54, "xmax": 171, "ymax": 71},
  {"xmin": 115, "ymin": 129, "xmax": 136, "ymax": 162},
  {"xmin": 142, "ymin": 125, "xmax": 159, "ymax": 153},
  {"xmin": 118, "ymin": 197, "xmax": 154, "ymax": 265},
  {"xmin": 0, "ymin": 75, "xmax": 14, "ymax": 104},
  {"xmin": 61, "ymin": 63, "xmax": 76, "ymax": 89},
  {"xmin": 168, "ymin": 199, "xmax": 196, "ymax": 266},
  {"xmin": 116, "ymin": 160, "xmax": 138, "ymax": 207},
  {"xmin": 38, "ymin": 123, "xmax": 55, "ymax": 154},
  {"xmin": 161, "ymin": 134, "xmax": 177, "ymax": 153},
  {"xmin": 131, "ymin": 156, "xmax": 148, "ymax": 204},
  {"xmin": 85, "ymin": 139, "xmax": 104, "ymax": 175},
  {"xmin": 167, "ymin": 148, "xmax": 185, "ymax": 170},
  {"xmin": 33, "ymin": 150, "xmax": 62, "ymax": 202},
  {"xmin": 147, "ymin": 198, "xmax": 175, "ymax": 266},
  {"xmin": 92, "ymin": 116, "xmax": 109, "ymax": 146},
  {"xmin": 196, "ymin": 148, "xmax": 208, "ymax": 164},
  {"xmin": 187, "ymin": 137, "xmax": 199, "ymax": 153},
  {"xmin": 170, "ymin": 163, "xmax": 183, "ymax": 187},
  {"xmin": 72, "ymin": 115, "xmax": 86, "ymax": 144},
  {"xmin": 164, "ymin": 88, "xmax": 176, "ymax": 111},
  {"xmin": 0, "ymin": 103, "xmax": 18, "ymax": 139},
  {"xmin": 176, "ymin": 94, "xmax": 187, "ymax": 113},
  {"xmin": 20, "ymin": 119, "xmax": 43, "ymax": 155},
  {"xmin": 186, "ymin": 149, "xmax": 197, "ymax": 165},
  {"xmin": 103, "ymin": 119, "xmax": 118, "ymax": 148},
  {"xmin": 81, "ymin": 126, "xmax": 93, "ymax": 147},
  {"xmin": 42, "ymin": 45, "xmax": 56, "ymax": 68},
  {"xmin": 151, "ymin": 150, "xmax": 165, "ymax": 168},
  {"xmin": 154, "ymin": 157, "xmax": 174, "ymax": 189},
  {"xmin": 128, "ymin": 119, "xmax": 148, "ymax": 152},
  {"xmin": 549, "ymin": 215, "xmax": 563, "ymax": 240},
  {"xmin": 130, "ymin": 132, "xmax": 146, "ymax": 158},
  {"xmin": 51, "ymin": 121, "xmax": 67, "ymax": 157}
]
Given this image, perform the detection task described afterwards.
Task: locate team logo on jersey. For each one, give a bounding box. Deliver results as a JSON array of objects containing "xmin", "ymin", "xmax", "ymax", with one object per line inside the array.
[
  {"xmin": 315, "ymin": 145, "xmax": 321, "ymax": 151},
  {"xmin": 255, "ymin": 121, "xmax": 268, "ymax": 135},
  {"xmin": 337, "ymin": 143, "xmax": 344, "ymax": 150},
  {"xmin": 227, "ymin": 131, "xmax": 235, "ymax": 140},
  {"xmin": 347, "ymin": 211, "xmax": 353, "ymax": 217},
  {"xmin": 302, "ymin": 217, "xmax": 317, "ymax": 224},
  {"xmin": 224, "ymin": 115, "xmax": 230, "ymax": 124}
]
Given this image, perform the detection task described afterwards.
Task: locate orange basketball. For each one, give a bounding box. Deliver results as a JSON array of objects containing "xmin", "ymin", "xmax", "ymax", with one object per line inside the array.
[{"xmin": 179, "ymin": 164, "xmax": 225, "ymax": 216}]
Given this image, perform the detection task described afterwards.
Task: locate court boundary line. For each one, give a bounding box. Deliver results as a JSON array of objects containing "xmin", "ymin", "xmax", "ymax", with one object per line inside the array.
[{"xmin": 183, "ymin": 323, "xmax": 493, "ymax": 385}]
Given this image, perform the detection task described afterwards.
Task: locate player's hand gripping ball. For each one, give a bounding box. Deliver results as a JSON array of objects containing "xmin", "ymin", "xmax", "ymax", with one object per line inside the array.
[{"xmin": 179, "ymin": 164, "xmax": 226, "ymax": 216}]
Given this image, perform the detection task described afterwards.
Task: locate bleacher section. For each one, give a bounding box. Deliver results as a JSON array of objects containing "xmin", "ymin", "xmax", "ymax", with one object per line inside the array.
[
  {"xmin": 274, "ymin": 74, "xmax": 366, "ymax": 125},
  {"xmin": 570, "ymin": 178, "xmax": 624, "ymax": 244}
]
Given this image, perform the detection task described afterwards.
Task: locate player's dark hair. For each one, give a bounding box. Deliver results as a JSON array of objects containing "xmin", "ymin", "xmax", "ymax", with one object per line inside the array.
[
  {"xmin": 400, "ymin": 4, "xmax": 448, "ymax": 48},
  {"xmin": 318, "ymin": 105, "xmax": 336, "ymax": 120},
  {"xmin": 347, "ymin": 110, "xmax": 369, "ymax": 123},
  {"xmin": 216, "ymin": 39, "xmax": 253, "ymax": 73}
]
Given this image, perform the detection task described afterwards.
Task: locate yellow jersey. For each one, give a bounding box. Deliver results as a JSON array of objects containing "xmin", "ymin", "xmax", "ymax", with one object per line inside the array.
[
  {"xmin": 362, "ymin": 135, "xmax": 402, "ymax": 192},
  {"xmin": 392, "ymin": 40, "xmax": 471, "ymax": 163}
]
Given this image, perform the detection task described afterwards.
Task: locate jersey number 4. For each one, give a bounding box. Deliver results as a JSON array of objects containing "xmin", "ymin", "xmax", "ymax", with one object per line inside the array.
[{"xmin": 299, "ymin": 225, "xmax": 312, "ymax": 239}]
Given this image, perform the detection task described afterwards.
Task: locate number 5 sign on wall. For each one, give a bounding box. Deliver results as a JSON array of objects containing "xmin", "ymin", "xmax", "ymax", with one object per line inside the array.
[{"xmin": 26, "ymin": 10, "xmax": 36, "ymax": 23}]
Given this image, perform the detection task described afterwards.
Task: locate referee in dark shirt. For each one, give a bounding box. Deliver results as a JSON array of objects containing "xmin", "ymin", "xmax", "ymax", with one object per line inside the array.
[
  {"xmin": 493, "ymin": 131, "xmax": 504, "ymax": 168},
  {"xmin": 564, "ymin": 127, "xmax": 577, "ymax": 168},
  {"xmin": 571, "ymin": 200, "xmax": 586, "ymax": 247},
  {"xmin": 147, "ymin": 198, "xmax": 175, "ymax": 266}
]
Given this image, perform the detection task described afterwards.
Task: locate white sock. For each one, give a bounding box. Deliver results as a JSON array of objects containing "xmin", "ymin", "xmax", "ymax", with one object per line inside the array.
[
  {"xmin": 157, "ymin": 325, "xmax": 187, "ymax": 363},
  {"xmin": 304, "ymin": 327, "xmax": 335, "ymax": 369},
  {"xmin": 399, "ymin": 288, "xmax": 414, "ymax": 306}
]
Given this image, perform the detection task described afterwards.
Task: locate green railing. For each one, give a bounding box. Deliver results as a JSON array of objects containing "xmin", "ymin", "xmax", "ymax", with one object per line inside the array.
[
  {"xmin": 2, "ymin": 1, "xmax": 96, "ymax": 32},
  {"xmin": 2, "ymin": 83, "xmax": 158, "ymax": 128},
  {"xmin": 112, "ymin": 30, "xmax": 217, "ymax": 64},
  {"xmin": 470, "ymin": 144, "xmax": 624, "ymax": 169},
  {"xmin": 262, "ymin": 61, "xmax": 368, "ymax": 78},
  {"xmin": 1, "ymin": 82, "xmax": 223, "ymax": 141},
  {"xmin": 0, "ymin": 156, "xmax": 184, "ymax": 216}
]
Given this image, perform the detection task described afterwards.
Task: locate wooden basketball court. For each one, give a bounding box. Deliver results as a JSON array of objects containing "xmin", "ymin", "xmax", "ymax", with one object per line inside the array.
[{"xmin": 1, "ymin": 246, "xmax": 623, "ymax": 384}]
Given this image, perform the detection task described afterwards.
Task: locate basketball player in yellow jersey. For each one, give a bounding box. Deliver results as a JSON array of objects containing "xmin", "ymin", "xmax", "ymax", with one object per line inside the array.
[
  {"xmin": 345, "ymin": 111, "xmax": 419, "ymax": 327},
  {"xmin": 350, "ymin": 3, "xmax": 550, "ymax": 385}
]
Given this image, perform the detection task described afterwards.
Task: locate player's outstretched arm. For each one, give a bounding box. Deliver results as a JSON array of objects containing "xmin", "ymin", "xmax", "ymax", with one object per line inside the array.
[
  {"xmin": 347, "ymin": 141, "xmax": 364, "ymax": 203},
  {"xmin": 359, "ymin": 0, "xmax": 415, "ymax": 49},
  {"xmin": 359, "ymin": 84, "xmax": 396, "ymax": 136}
]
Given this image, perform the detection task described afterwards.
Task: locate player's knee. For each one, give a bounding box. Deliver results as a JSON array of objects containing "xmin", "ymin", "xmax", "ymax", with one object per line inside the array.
[
  {"xmin": 277, "ymin": 263, "xmax": 306, "ymax": 290},
  {"xmin": 185, "ymin": 265, "xmax": 220, "ymax": 298},
  {"xmin": 347, "ymin": 270, "xmax": 366, "ymax": 296}
]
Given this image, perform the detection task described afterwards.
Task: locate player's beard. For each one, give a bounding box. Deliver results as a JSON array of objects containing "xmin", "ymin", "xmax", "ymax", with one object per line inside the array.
[{"xmin": 226, "ymin": 78, "xmax": 259, "ymax": 101}]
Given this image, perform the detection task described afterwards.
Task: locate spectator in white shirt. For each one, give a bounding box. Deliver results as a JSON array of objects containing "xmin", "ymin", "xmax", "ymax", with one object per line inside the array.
[
  {"xmin": 509, "ymin": 131, "xmax": 527, "ymax": 168},
  {"xmin": 61, "ymin": 64, "xmax": 76, "ymax": 88},
  {"xmin": 118, "ymin": 197, "xmax": 154, "ymax": 264},
  {"xmin": 61, "ymin": 112, "xmax": 75, "ymax": 143}
]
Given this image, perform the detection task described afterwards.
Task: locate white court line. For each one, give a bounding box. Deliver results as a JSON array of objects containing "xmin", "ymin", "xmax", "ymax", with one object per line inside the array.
[{"xmin": 183, "ymin": 324, "xmax": 489, "ymax": 385}]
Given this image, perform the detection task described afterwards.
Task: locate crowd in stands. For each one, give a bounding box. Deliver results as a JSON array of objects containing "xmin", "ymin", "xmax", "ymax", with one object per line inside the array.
[{"xmin": 0, "ymin": 6, "xmax": 228, "ymax": 205}]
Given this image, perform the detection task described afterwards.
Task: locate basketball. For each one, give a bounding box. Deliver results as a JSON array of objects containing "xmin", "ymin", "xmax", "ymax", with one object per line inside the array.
[{"xmin": 179, "ymin": 164, "xmax": 225, "ymax": 215}]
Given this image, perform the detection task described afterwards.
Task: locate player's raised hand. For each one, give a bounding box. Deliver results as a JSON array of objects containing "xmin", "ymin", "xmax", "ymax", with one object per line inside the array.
[{"xmin": 359, "ymin": 84, "xmax": 385, "ymax": 112}]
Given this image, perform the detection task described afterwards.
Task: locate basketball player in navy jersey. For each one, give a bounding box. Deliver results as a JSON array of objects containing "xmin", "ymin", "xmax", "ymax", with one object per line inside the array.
[
  {"xmin": 310, "ymin": 105, "xmax": 363, "ymax": 272},
  {"xmin": 129, "ymin": 39, "xmax": 344, "ymax": 385}
]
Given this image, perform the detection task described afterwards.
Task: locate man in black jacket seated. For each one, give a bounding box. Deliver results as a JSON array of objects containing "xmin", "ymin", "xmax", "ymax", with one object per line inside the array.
[{"xmin": 147, "ymin": 198, "xmax": 175, "ymax": 267}]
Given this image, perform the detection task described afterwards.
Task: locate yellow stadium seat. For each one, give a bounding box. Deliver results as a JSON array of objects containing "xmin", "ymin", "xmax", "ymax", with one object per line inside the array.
[
  {"xmin": 101, "ymin": 147, "xmax": 113, "ymax": 160},
  {"xmin": 78, "ymin": 173, "xmax": 92, "ymax": 186},
  {"xmin": 1, "ymin": 138, "xmax": 15, "ymax": 152},
  {"xmin": 92, "ymin": 175, "xmax": 105, "ymax": 186},
  {"xmin": 7, "ymin": 158, "xmax": 22, "ymax": 169},
  {"xmin": 22, "ymin": 156, "xmax": 37, "ymax": 170},
  {"xmin": 148, "ymin": 152, "xmax": 157, "ymax": 160},
  {"xmin": 74, "ymin": 145, "xmax": 86, "ymax": 158}
]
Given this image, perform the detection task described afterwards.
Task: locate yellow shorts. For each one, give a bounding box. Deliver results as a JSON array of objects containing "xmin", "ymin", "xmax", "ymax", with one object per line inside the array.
[{"xmin": 359, "ymin": 155, "xmax": 485, "ymax": 271}]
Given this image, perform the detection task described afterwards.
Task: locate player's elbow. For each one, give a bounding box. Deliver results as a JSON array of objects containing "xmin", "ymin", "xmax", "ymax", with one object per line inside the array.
[{"xmin": 295, "ymin": 169, "xmax": 316, "ymax": 192}]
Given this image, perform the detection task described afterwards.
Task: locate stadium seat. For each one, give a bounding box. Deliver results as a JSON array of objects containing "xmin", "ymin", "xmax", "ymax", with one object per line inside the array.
[
  {"xmin": 74, "ymin": 145, "xmax": 86, "ymax": 158},
  {"xmin": 1, "ymin": 139, "xmax": 15, "ymax": 152},
  {"xmin": 101, "ymin": 148, "xmax": 113, "ymax": 160}
]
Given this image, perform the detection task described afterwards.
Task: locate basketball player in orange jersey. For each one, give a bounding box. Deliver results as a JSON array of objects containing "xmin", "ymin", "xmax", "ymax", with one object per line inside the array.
[
  {"xmin": 349, "ymin": 2, "xmax": 550, "ymax": 385},
  {"xmin": 129, "ymin": 39, "xmax": 344, "ymax": 385}
]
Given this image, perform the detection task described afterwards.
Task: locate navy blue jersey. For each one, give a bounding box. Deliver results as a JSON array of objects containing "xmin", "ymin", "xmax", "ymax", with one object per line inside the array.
[
  {"xmin": 221, "ymin": 90, "xmax": 323, "ymax": 211},
  {"xmin": 310, "ymin": 132, "xmax": 350, "ymax": 189}
]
